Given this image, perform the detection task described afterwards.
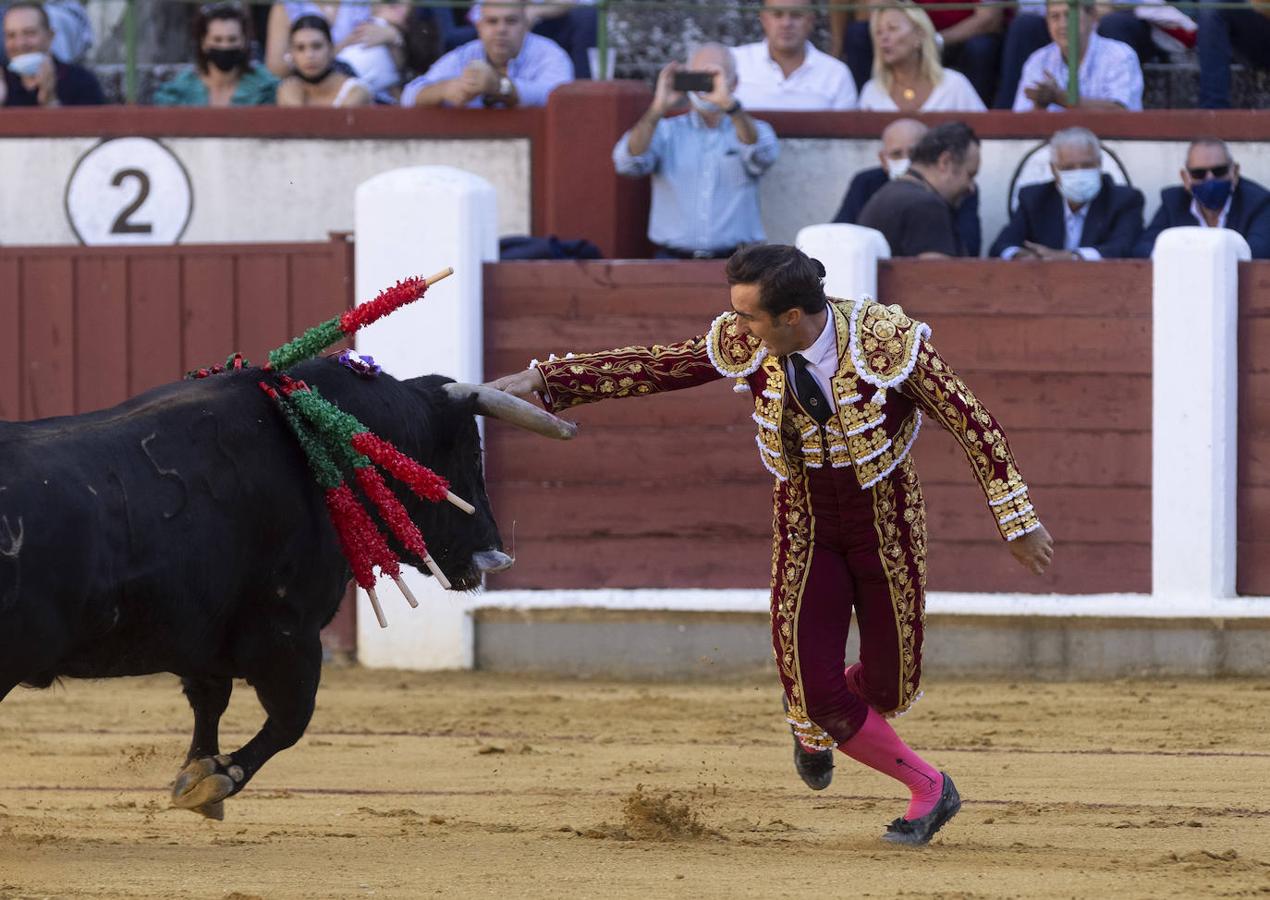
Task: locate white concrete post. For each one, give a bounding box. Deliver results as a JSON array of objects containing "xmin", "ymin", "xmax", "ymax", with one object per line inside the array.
[
  {"xmin": 352, "ymin": 166, "xmax": 498, "ymax": 670},
  {"xmin": 794, "ymin": 223, "xmax": 891, "ymax": 299},
  {"xmin": 1151, "ymin": 227, "xmax": 1249, "ymax": 603}
]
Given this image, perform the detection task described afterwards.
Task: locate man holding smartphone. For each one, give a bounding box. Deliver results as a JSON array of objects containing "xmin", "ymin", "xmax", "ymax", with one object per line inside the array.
[{"xmin": 612, "ymin": 42, "xmax": 779, "ymax": 259}]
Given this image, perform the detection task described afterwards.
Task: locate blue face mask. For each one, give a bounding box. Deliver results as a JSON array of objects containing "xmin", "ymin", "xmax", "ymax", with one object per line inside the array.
[{"xmin": 1191, "ymin": 178, "xmax": 1233, "ymax": 212}]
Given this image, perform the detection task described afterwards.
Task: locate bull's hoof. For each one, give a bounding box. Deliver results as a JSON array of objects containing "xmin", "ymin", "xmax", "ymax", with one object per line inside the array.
[
  {"xmin": 194, "ymin": 800, "xmax": 225, "ymax": 820},
  {"xmin": 171, "ymin": 754, "xmax": 243, "ymax": 817}
]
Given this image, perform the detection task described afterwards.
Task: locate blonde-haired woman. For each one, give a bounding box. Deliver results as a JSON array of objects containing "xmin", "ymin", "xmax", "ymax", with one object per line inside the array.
[{"xmin": 857, "ymin": 2, "xmax": 986, "ymax": 113}]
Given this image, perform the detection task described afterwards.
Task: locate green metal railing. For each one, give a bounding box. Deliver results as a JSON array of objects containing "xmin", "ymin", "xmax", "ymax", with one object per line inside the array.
[{"xmin": 120, "ymin": 0, "xmax": 1240, "ymax": 106}]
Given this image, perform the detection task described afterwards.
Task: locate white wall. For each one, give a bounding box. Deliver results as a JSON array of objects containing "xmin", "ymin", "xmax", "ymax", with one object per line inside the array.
[
  {"xmin": 0, "ymin": 137, "xmax": 531, "ymax": 246},
  {"xmin": 8, "ymin": 133, "xmax": 1270, "ymax": 255},
  {"xmin": 760, "ymin": 138, "xmax": 1270, "ymax": 253}
]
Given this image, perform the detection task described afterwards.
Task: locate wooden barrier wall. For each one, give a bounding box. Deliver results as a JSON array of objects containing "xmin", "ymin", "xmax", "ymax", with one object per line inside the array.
[
  {"xmin": 0, "ymin": 235, "xmax": 358, "ymax": 650},
  {"xmin": 481, "ymin": 259, "xmax": 1154, "ymax": 595},
  {"xmin": 0, "ymin": 235, "xmax": 353, "ymax": 420},
  {"xmin": 1238, "ymin": 261, "xmax": 1270, "ymax": 595}
]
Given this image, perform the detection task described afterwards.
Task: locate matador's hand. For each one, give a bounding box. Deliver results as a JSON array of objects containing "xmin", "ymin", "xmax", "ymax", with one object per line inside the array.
[
  {"xmin": 484, "ymin": 367, "xmax": 548, "ymax": 406},
  {"xmin": 1009, "ymin": 523, "xmax": 1053, "ymax": 576}
]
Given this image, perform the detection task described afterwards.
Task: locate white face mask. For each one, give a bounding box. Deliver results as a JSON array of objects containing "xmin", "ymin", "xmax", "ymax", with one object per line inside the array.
[
  {"xmin": 688, "ymin": 92, "xmax": 724, "ymax": 115},
  {"xmin": 1056, "ymin": 167, "xmax": 1102, "ymax": 205},
  {"xmin": 886, "ymin": 157, "xmax": 911, "ymax": 180}
]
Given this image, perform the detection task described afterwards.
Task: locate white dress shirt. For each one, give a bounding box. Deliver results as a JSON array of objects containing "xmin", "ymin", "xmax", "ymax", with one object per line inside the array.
[
  {"xmin": 784, "ymin": 310, "xmax": 839, "ymax": 413},
  {"xmin": 732, "ymin": 40, "xmax": 858, "ymax": 111}
]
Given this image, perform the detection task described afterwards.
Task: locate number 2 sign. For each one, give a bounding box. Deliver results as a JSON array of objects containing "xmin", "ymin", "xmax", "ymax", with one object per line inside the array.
[{"xmin": 64, "ymin": 137, "xmax": 193, "ymax": 245}]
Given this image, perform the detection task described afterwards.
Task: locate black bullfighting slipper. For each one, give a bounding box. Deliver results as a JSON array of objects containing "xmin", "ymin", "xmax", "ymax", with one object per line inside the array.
[
  {"xmin": 781, "ymin": 693, "xmax": 834, "ymax": 791},
  {"xmin": 882, "ymin": 771, "xmax": 961, "ymax": 845}
]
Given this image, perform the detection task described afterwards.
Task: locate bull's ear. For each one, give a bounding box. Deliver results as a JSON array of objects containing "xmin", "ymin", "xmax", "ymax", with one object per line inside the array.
[{"xmin": 443, "ymin": 383, "xmax": 577, "ymax": 440}]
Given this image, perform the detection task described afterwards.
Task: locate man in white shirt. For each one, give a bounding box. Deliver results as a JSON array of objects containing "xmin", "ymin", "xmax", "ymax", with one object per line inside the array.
[
  {"xmin": 732, "ymin": 0, "xmax": 857, "ymax": 111},
  {"xmin": 1012, "ymin": 0, "xmax": 1142, "ymax": 111}
]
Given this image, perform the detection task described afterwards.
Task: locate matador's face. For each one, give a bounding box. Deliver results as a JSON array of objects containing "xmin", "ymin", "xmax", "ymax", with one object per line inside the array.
[{"xmin": 730, "ymin": 282, "xmax": 801, "ymax": 357}]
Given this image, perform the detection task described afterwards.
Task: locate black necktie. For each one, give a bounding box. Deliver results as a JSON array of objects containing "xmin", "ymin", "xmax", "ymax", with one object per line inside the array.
[{"xmin": 790, "ymin": 353, "xmax": 831, "ymax": 426}]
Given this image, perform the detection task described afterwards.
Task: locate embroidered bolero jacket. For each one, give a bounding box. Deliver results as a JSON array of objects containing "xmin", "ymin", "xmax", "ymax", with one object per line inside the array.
[{"xmin": 534, "ymin": 297, "xmax": 1040, "ymax": 542}]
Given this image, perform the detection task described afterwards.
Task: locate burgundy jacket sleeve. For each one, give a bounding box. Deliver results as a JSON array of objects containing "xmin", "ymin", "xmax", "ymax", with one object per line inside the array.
[
  {"xmin": 900, "ymin": 339, "xmax": 1041, "ymax": 542},
  {"xmin": 533, "ymin": 334, "xmax": 724, "ymax": 412}
]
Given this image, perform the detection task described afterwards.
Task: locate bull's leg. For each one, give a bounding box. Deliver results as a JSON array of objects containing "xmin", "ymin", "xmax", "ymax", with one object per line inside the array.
[
  {"xmin": 172, "ymin": 676, "xmax": 233, "ymax": 820},
  {"xmin": 171, "ymin": 638, "xmax": 320, "ymax": 819},
  {"xmin": 182, "ymin": 676, "xmax": 233, "ymax": 761}
]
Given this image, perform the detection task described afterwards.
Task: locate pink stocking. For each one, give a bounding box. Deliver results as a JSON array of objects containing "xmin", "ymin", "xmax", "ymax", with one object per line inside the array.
[{"xmin": 838, "ymin": 707, "xmax": 943, "ymax": 820}]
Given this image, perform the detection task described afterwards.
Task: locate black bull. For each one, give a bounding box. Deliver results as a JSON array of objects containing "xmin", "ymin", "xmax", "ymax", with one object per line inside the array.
[{"xmin": 0, "ymin": 357, "xmax": 573, "ymax": 818}]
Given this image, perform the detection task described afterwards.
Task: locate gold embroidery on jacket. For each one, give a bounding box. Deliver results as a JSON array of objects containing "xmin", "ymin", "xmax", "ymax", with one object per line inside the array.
[
  {"xmin": 771, "ymin": 428, "xmax": 835, "ymax": 751},
  {"xmin": 543, "ymin": 339, "xmax": 710, "ymax": 409},
  {"xmin": 707, "ymin": 311, "xmax": 766, "ymax": 377},
  {"xmin": 904, "ymin": 345, "xmax": 1039, "ymax": 540},
  {"xmin": 847, "ymin": 298, "xmax": 930, "ymax": 389},
  {"xmin": 870, "ymin": 458, "xmax": 923, "ymax": 717}
]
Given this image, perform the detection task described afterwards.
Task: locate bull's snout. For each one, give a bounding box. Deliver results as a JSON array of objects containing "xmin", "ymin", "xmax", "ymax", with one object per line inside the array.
[{"xmin": 472, "ymin": 550, "xmax": 514, "ymax": 573}]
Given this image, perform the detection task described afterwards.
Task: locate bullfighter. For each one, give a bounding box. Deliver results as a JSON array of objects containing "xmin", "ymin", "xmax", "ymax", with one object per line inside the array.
[{"xmin": 488, "ymin": 243, "xmax": 1054, "ymax": 844}]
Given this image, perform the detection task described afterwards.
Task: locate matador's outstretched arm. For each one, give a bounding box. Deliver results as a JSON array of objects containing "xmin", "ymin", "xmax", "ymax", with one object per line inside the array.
[{"xmin": 493, "ymin": 335, "xmax": 724, "ymax": 413}]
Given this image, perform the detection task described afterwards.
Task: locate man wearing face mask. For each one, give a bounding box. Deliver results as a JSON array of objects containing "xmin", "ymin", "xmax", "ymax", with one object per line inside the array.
[
  {"xmin": 990, "ymin": 127, "xmax": 1143, "ymax": 261},
  {"xmin": 1135, "ymin": 139, "xmax": 1270, "ymax": 261},
  {"xmin": 1, "ymin": 1, "xmax": 102, "ymax": 107},
  {"xmin": 613, "ymin": 42, "xmax": 779, "ymax": 259},
  {"xmin": 857, "ymin": 121, "xmax": 979, "ymax": 259},
  {"xmin": 833, "ymin": 118, "xmax": 981, "ymax": 257}
]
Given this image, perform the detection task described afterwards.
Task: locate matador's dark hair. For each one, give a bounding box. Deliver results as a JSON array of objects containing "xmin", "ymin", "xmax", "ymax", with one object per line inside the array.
[{"xmin": 725, "ymin": 244, "xmax": 827, "ymax": 317}]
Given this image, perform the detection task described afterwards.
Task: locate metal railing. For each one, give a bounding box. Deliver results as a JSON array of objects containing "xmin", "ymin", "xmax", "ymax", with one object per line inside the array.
[{"xmin": 117, "ymin": 0, "xmax": 1241, "ymax": 106}]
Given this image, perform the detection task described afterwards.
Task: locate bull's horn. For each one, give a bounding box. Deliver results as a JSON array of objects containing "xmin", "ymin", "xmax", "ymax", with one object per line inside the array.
[{"xmin": 445, "ymin": 383, "xmax": 578, "ymax": 440}]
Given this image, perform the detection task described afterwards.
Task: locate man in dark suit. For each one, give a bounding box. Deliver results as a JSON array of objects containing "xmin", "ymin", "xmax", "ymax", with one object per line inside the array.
[
  {"xmin": 1135, "ymin": 139, "xmax": 1270, "ymax": 260},
  {"xmin": 990, "ymin": 126, "xmax": 1143, "ymax": 260},
  {"xmin": 834, "ymin": 118, "xmax": 982, "ymax": 257}
]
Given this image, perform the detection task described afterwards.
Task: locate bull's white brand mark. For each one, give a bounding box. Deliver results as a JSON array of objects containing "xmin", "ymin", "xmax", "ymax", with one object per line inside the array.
[
  {"xmin": 140, "ymin": 433, "xmax": 189, "ymax": 520},
  {"xmin": 0, "ymin": 515, "xmax": 24, "ymax": 559}
]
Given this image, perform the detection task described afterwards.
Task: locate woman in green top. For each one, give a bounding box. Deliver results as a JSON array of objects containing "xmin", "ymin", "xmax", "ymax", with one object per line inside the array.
[{"xmin": 153, "ymin": 3, "xmax": 277, "ymax": 106}]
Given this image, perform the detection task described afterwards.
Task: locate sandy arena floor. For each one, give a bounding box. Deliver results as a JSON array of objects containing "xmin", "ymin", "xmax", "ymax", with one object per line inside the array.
[{"xmin": 0, "ymin": 668, "xmax": 1267, "ymax": 899}]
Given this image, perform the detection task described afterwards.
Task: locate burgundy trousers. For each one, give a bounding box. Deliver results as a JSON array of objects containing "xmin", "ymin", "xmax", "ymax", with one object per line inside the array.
[{"xmin": 774, "ymin": 454, "xmax": 928, "ymax": 747}]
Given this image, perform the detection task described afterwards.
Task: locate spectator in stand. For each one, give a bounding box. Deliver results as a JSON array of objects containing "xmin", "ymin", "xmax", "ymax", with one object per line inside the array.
[
  {"xmin": 834, "ymin": 118, "xmax": 981, "ymax": 256},
  {"xmin": 858, "ymin": 120, "xmax": 978, "ymax": 258},
  {"xmin": 154, "ymin": 4, "xmax": 276, "ymax": 107},
  {"xmin": 277, "ymin": 15, "xmax": 372, "ymax": 106},
  {"xmin": 989, "ymin": 127, "xmax": 1143, "ymax": 260},
  {"xmin": 1, "ymin": 1, "xmax": 102, "ymax": 106},
  {"xmin": 731, "ymin": 0, "xmax": 857, "ymax": 110},
  {"xmin": 857, "ymin": 2, "xmax": 986, "ymax": 113},
  {"xmin": 613, "ymin": 43, "xmax": 779, "ymax": 259},
  {"xmin": 402, "ymin": 2, "xmax": 571, "ymax": 107},
  {"xmin": 1195, "ymin": 0, "xmax": 1270, "ymax": 109},
  {"xmin": 1012, "ymin": 0, "xmax": 1142, "ymax": 111},
  {"xmin": 995, "ymin": 2, "xmax": 1156, "ymax": 108},
  {"xmin": 461, "ymin": 1, "xmax": 596, "ymax": 79},
  {"xmin": 0, "ymin": 0, "xmax": 93, "ymax": 66},
  {"xmin": 266, "ymin": 0, "xmax": 407, "ymax": 99},
  {"xmin": 1135, "ymin": 139, "xmax": 1270, "ymax": 260},
  {"xmin": 843, "ymin": 0, "xmax": 1002, "ymax": 107}
]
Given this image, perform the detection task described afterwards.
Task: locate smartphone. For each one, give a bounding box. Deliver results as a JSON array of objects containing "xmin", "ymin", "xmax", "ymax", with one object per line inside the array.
[{"xmin": 672, "ymin": 71, "xmax": 715, "ymax": 93}]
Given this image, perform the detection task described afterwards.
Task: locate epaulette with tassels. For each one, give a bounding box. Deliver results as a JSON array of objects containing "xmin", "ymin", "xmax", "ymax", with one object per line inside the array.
[{"xmin": 191, "ymin": 267, "xmax": 463, "ymax": 629}]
